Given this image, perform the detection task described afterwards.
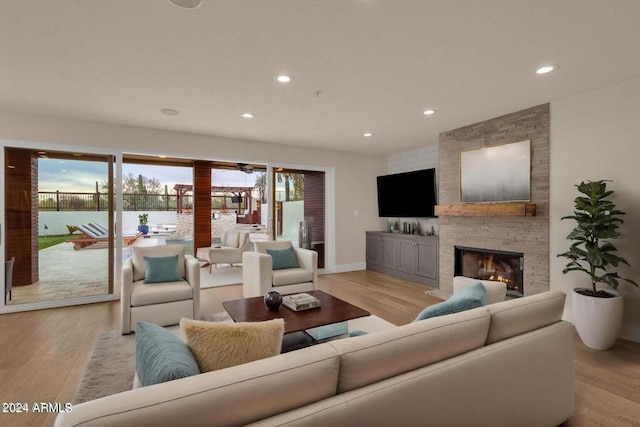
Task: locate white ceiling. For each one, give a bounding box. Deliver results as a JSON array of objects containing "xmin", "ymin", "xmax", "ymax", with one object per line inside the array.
[{"xmin": 2, "ymin": 0, "xmax": 640, "ymax": 156}]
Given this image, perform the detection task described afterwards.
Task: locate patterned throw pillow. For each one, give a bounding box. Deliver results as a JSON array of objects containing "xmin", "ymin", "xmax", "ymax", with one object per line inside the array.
[{"xmin": 135, "ymin": 321, "xmax": 200, "ymax": 387}]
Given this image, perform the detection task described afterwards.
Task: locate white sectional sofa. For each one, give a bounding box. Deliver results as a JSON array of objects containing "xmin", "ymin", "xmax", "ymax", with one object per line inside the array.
[{"xmin": 55, "ymin": 290, "xmax": 573, "ymax": 427}]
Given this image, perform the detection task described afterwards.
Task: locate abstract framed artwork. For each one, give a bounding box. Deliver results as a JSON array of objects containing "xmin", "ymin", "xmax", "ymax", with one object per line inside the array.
[{"xmin": 459, "ymin": 140, "xmax": 531, "ymax": 203}]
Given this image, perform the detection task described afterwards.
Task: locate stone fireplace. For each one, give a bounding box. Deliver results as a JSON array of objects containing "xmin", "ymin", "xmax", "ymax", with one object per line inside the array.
[
  {"xmin": 455, "ymin": 246, "xmax": 524, "ymax": 298},
  {"xmin": 437, "ymin": 104, "xmax": 550, "ymax": 296}
]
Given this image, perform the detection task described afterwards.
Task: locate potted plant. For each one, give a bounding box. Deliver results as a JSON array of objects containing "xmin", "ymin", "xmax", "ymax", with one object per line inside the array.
[
  {"xmin": 558, "ymin": 180, "xmax": 637, "ymax": 350},
  {"xmin": 183, "ymin": 203, "xmax": 192, "ymax": 214},
  {"xmin": 138, "ymin": 213, "xmax": 149, "ymax": 235},
  {"xmin": 220, "ymin": 202, "xmax": 228, "ymax": 213}
]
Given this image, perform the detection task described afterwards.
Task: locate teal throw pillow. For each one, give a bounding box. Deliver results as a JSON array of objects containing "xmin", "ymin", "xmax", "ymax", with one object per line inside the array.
[
  {"xmin": 266, "ymin": 246, "xmax": 299, "ymax": 270},
  {"xmin": 135, "ymin": 321, "xmax": 200, "ymax": 387},
  {"xmin": 143, "ymin": 254, "xmax": 183, "ymax": 284},
  {"xmin": 414, "ymin": 282, "xmax": 488, "ymax": 322}
]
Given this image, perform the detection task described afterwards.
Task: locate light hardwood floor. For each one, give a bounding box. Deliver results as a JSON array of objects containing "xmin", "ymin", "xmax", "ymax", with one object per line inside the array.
[{"xmin": 0, "ymin": 270, "xmax": 639, "ymax": 427}]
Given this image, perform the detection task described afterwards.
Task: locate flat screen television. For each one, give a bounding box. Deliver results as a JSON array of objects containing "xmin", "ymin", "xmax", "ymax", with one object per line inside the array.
[{"xmin": 377, "ymin": 168, "xmax": 437, "ymax": 217}]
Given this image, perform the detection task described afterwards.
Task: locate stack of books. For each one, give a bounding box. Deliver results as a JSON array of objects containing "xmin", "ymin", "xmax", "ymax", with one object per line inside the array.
[{"xmin": 282, "ymin": 293, "xmax": 321, "ymax": 311}]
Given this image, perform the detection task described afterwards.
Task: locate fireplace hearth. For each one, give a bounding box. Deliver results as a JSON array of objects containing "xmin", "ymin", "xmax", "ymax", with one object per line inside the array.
[{"xmin": 454, "ymin": 246, "xmax": 524, "ymax": 298}]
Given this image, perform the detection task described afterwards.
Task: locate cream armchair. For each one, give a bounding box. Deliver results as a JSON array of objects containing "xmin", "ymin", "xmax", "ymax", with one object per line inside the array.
[
  {"xmin": 242, "ymin": 240, "xmax": 318, "ymax": 298},
  {"xmin": 196, "ymin": 229, "xmax": 251, "ymax": 273},
  {"xmin": 121, "ymin": 244, "xmax": 200, "ymax": 334}
]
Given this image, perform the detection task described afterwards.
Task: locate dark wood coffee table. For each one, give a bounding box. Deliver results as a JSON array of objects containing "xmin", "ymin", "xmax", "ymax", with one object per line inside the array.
[{"xmin": 222, "ymin": 290, "xmax": 370, "ymax": 334}]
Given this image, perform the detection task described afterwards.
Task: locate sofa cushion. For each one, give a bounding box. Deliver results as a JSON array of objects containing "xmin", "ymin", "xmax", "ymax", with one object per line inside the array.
[
  {"xmin": 272, "ymin": 268, "xmax": 313, "ymax": 286},
  {"xmin": 485, "ymin": 290, "xmax": 566, "ymax": 344},
  {"xmin": 132, "ymin": 245, "xmax": 186, "ymax": 282},
  {"xmin": 135, "ymin": 321, "xmax": 200, "ymax": 387},
  {"xmin": 180, "ymin": 318, "xmax": 285, "ymax": 372},
  {"xmin": 267, "ymin": 246, "xmax": 299, "ymax": 270},
  {"xmin": 329, "ymin": 308, "xmax": 491, "ymax": 393},
  {"xmin": 414, "ymin": 281, "xmax": 488, "ymax": 322},
  {"xmin": 130, "ymin": 280, "xmax": 193, "ymax": 307},
  {"xmin": 143, "ymin": 255, "xmax": 183, "ymax": 284}
]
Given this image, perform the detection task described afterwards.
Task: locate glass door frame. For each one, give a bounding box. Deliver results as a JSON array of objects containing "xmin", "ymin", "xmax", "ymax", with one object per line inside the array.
[
  {"xmin": 268, "ymin": 163, "xmax": 334, "ymax": 273},
  {"xmin": 0, "ymin": 139, "xmax": 124, "ymax": 313}
]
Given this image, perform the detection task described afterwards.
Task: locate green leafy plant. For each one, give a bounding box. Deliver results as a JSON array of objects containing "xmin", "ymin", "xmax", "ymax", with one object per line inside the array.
[
  {"xmin": 138, "ymin": 213, "xmax": 148, "ymax": 226},
  {"xmin": 558, "ymin": 180, "xmax": 637, "ymax": 296},
  {"xmin": 66, "ymin": 225, "xmax": 78, "ymax": 235}
]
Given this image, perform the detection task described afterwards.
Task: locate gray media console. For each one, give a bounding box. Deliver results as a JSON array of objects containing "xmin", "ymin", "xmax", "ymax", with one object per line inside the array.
[{"xmin": 365, "ymin": 231, "xmax": 438, "ymax": 286}]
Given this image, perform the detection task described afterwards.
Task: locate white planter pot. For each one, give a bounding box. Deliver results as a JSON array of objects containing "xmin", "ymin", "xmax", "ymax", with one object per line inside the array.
[{"xmin": 572, "ymin": 288, "xmax": 623, "ymax": 350}]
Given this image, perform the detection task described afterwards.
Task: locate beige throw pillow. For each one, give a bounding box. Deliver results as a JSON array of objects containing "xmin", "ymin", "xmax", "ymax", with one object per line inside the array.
[{"xmin": 180, "ymin": 318, "xmax": 284, "ymax": 372}]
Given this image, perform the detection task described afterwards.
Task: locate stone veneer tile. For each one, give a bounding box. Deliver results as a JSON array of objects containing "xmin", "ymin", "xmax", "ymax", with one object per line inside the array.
[{"xmin": 438, "ymin": 104, "xmax": 549, "ymax": 296}]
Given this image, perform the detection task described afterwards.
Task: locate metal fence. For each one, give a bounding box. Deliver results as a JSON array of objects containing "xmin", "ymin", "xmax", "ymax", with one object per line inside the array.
[{"xmin": 38, "ymin": 191, "xmax": 239, "ymax": 211}]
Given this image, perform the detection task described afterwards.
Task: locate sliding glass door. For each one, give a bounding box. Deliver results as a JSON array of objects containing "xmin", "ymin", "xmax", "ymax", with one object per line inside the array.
[
  {"xmin": 272, "ymin": 168, "xmax": 325, "ymax": 268},
  {"xmin": 4, "ymin": 147, "xmax": 114, "ymax": 306}
]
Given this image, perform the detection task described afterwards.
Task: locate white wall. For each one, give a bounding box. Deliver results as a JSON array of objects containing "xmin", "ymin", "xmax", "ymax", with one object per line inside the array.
[
  {"xmin": 0, "ymin": 109, "xmax": 387, "ymax": 272},
  {"xmin": 550, "ymin": 77, "xmax": 640, "ymax": 342},
  {"xmin": 386, "ymin": 144, "xmax": 440, "ymax": 236},
  {"xmin": 38, "ymin": 211, "xmax": 177, "ymax": 236}
]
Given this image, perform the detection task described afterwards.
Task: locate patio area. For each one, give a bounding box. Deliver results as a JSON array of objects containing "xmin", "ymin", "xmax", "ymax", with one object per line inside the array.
[
  {"xmin": 8, "ymin": 240, "xmax": 111, "ymax": 305},
  {"xmin": 6, "ymin": 235, "xmax": 250, "ymax": 306}
]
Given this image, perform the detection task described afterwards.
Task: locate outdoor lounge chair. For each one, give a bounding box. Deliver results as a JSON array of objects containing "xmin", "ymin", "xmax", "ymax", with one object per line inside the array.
[
  {"xmin": 67, "ymin": 223, "xmax": 141, "ymax": 250},
  {"xmin": 88, "ymin": 222, "xmax": 109, "ymax": 234}
]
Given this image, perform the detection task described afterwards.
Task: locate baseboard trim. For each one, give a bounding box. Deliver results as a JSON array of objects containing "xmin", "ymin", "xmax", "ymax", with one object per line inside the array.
[
  {"xmin": 619, "ymin": 324, "xmax": 640, "ymax": 344},
  {"xmin": 334, "ymin": 262, "xmax": 366, "ymax": 273}
]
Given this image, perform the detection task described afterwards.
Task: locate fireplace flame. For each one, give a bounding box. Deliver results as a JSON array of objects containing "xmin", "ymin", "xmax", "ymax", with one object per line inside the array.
[
  {"xmin": 488, "ymin": 274, "xmax": 513, "ymax": 285},
  {"xmin": 483, "ymin": 255, "xmax": 495, "ymax": 273}
]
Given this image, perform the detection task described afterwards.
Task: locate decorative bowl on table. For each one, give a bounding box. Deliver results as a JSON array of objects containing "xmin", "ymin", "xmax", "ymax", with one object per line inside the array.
[{"xmin": 264, "ymin": 291, "xmax": 282, "ymax": 311}]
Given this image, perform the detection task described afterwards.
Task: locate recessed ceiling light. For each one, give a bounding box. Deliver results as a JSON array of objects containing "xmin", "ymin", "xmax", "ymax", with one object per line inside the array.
[
  {"xmin": 363, "ymin": 132, "xmax": 373, "ymax": 137},
  {"xmin": 166, "ymin": 0, "xmax": 202, "ymax": 9},
  {"xmin": 423, "ymin": 109, "xmax": 436, "ymax": 115},
  {"xmin": 274, "ymin": 75, "xmax": 294, "ymax": 83},
  {"xmin": 242, "ymin": 113, "xmax": 254, "ymax": 119},
  {"xmin": 158, "ymin": 155, "xmax": 167, "ymax": 158},
  {"xmin": 536, "ymin": 65, "xmax": 557, "ymax": 74},
  {"xmin": 160, "ymin": 108, "xmax": 179, "ymax": 116},
  {"xmin": 7, "ymin": 165, "xmax": 15, "ymax": 169}
]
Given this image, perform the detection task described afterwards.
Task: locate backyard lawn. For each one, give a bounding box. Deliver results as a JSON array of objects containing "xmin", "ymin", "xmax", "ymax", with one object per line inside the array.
[{"xmin": 39, "ymin": 234, "xmax": 79, "ymax": 250}]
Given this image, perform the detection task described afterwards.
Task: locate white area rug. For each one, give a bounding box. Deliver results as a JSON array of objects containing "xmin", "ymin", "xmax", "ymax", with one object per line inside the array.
[{"xmin": 200, "ymin": 264, "xmax": 243, "ymax": 288}]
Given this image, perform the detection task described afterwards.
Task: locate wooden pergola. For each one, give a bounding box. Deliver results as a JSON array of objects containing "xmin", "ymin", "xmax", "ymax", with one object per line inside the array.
[{"xmin": 173, "ymin": 184, "xmax": 255, "ymax": 213}]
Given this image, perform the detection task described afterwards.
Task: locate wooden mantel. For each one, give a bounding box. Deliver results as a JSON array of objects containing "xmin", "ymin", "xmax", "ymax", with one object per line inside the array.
[{"xmin": 435, "ymin": 202, "xmax": 536, "ymax": 217}]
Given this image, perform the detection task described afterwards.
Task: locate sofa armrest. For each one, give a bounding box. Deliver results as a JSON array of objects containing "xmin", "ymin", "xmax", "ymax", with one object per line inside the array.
[
  {"xmin": 121, "ymin": 258, "xmax": 134, "ymax": 334},
  {"xmin": 295, "ymin": 247, "xmax": 318, "ymax": 285},
  {"xmin": 243, "ymin": 252, "xmax": 273, "ymax": 298},
  {"xmin": 185, "ymin": 255, "xmax": 201, "ymax": 320}
]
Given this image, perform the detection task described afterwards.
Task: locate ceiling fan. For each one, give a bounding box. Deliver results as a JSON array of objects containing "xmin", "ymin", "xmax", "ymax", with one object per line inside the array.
[{"xmin": 237, "ymin": 163, "xmax": 254, "ymax": 174}]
